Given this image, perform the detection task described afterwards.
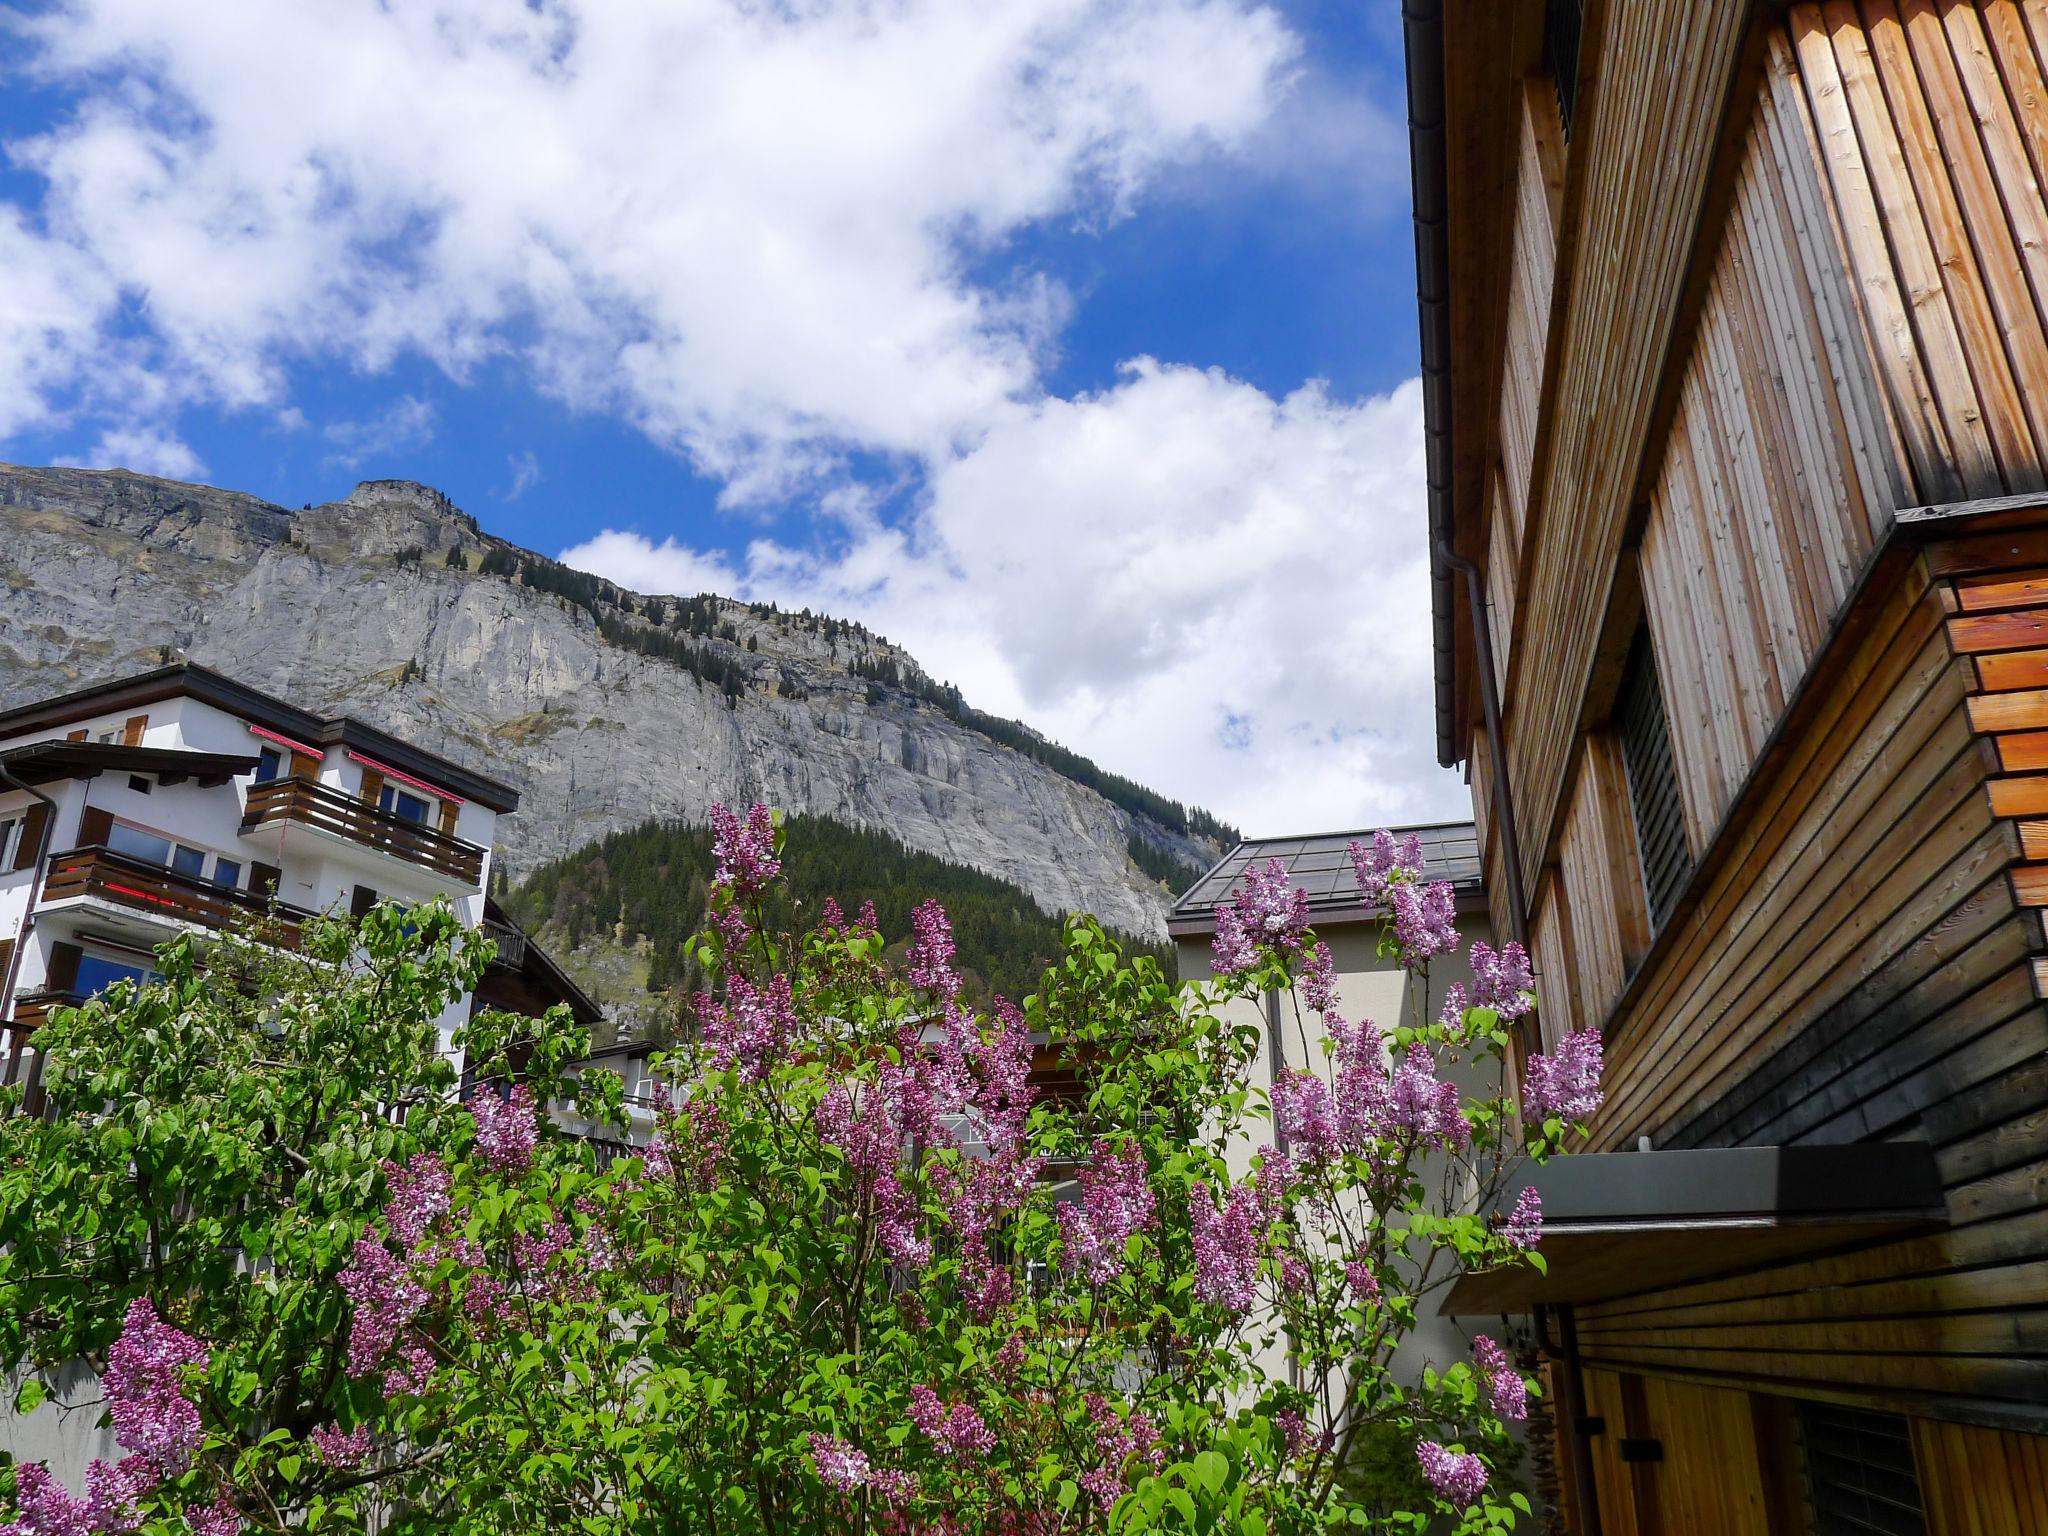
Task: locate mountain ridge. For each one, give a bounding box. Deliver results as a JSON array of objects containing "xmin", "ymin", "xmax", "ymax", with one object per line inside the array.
[{"xmin": 0, "ymin": 462, "xmax": 1228, "ymax": 939}]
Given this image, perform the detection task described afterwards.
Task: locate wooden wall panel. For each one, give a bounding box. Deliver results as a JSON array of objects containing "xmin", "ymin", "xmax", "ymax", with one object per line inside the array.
[
  {"xmin": 1527, "ymin": 868, "xmax": 1579, "ymax": 1050},
  {"xmin": 1914, "ymin": 1416, "xmax": 2048, "ymax": 1534},
  {"xmin": 1577, "ymin": 1370, "xmax": 1776, "ymax": 1536},
  {"xmin": 1571, "ymin": 522, "xmax": 2048, "ymax": 1422},
  {"xmin": 1555, "ymin": 739, "xmax": 1652, "ymax": 1029}
]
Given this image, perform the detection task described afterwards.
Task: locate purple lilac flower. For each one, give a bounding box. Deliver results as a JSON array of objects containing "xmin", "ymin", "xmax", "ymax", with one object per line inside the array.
[
  {"xmin": 185, "ymin": 1498, "xmax": 242, "ymax": 1536},
  {"xmin": 1344, "ymin": 1259, "xmax": 1379, "ymax": 1305},
  {"xmin": 1522, "ymin": 1029, "xmax": 1604, "ymax": 1123},
  {"xmin": 907, "ymin": 899, "xmax": 962, "ymax": 1000},
  {"xmin": 7, "ymin": 1463, "xmax": 89, "ymax": 1536},
  {"xmin": 1190, "ymin": 1181, "xmax": 1264, "ymax": 1312},
  {"xmin": 1504, "ymin": 1186, "xmax": 1543, "ymax": 1250},
  {"xmin": 907, "ymin": 1387, "xmax": 995, "ymax": 1458},
  {"xmin": 309, "ymin": 1422, "xmax": 373, "ymax": 1470},
  {"xmin": 1388, "ymin": 1045, "xmax": 1469, "ymax": 1151},
  {"xmin": 82, "ymin": 1457, "xmax": 148, "ymax": 1534},
  {"xmin": 1347, "ymin": 830, "xmax": 1423, "ymax": 908},
  {"xmin": 1416, "ymin": 1442, "xmax": 1488, "ymax": 1507},
  {"xmin": 104, "ymin": 1297, "xmax": 207, "ymax": 1474},
  {"xmin": 1056, "ymin": 1140, "xmax": 1156, "ymax": 1283},
  {"xmin": 1298, "ymin": 941, "xmax": 1338, "ymax": 1014},
  {"xmin": 1271, "ymin": 1070, "xmax": 1343, "ymax": 1162},
  {"xmin": 1389, "ymin": 879, "xmax": 1460, "ymax": 968},
  {"xmin": 337, "ymin": 1233, "xmax": 427, "ymax": 1379},
  {"xmin": 1273, "ymin": 1408, "xmax": 1308, "ymax": 1461},
  {"xmin": 469, "ymin": 1084, "xmax": 538, "ymax": 1176},
  {"xmin": 382, "ymin": 1153, "xmax": 450, "ymax": 1250},
  {"xmin": 1472, "ymin": 1335, "xmax": 1528, "ymax": 1422},
  {"xmin": 1211, "ymin": 859, "xmax": 1311, "ymax": 975},
  {"xmin": 1468, "ymin": 941, "xmax": 1536, "ymax": 1021},
  {"xmin": 709, "ymin": 802, "xmax": 780, "ymax": 899},
  {"xmin": 1437, "ymin": 981, "xmax": 1470, "ymax": 1031},
  {"xmin": 696, "ymin": 974, "xmax": 798, "ymax": 1084},
  {"xmin": 1080, "ymin": 1394, "xmax": 1164, "ymax": 1504},
  {"xmin": 809, "ymin": 1433, "xmax": 872, "ymax": 1492}
]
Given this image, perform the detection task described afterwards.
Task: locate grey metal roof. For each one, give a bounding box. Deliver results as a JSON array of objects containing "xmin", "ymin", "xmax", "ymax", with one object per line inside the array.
[{"xmin": 1170, "ymin": 820, "xmax": 1481, "ymax": 924}]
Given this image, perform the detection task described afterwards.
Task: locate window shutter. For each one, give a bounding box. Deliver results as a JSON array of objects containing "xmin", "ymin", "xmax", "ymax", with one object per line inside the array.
[
  {"xmin": 289, "ymin": 751, "xmax": 320, "ymax": 780},
  {"xmin": 45, "ymin": 943, "xmax": 82, "ymax": 994},
  {"xmin": 64, "ymin": 729, "xmax": 87, "ymax": 743},
  {"xmin": 77, "ymin": 807, "xmax": 113, "ymax": 850},
  {"xmin": 121, "ymin": 714, "xmax": 148, "ymax": 746},
  {"xmin": 13, "ymin": 805, "xmax": 48, "ymax": 871},
  {"xmin": 1799, "ymin": 1404, "xmax": 1926, "ymax": 1534},
  {"xmin": 1616, "ymin": 632, "xmax": 1692, "ymax": 931},
  {"xmin": 437, "ymin": 798, "xmax": 459, "ymax": 836},
  {"xmin": 358, "ymin": 768, "xmax": 385, "ymax": 805}
]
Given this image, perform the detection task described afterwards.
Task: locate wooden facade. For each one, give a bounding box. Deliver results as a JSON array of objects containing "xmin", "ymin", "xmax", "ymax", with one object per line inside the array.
[{"xmin": 1424, "ymin": 0, "xmax": 2048, "ymax": 1526}]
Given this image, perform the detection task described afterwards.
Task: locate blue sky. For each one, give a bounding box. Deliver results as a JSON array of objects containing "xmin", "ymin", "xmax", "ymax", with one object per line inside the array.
[{"xmin": 0, "ymin": 0, "xmax": 1458, "ymax": 835}]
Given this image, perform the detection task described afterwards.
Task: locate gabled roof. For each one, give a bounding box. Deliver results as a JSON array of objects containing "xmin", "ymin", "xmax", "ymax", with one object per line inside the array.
[
  {"xmin": 1168, "ymin": 820, "xmax": 1482, "ymax": 937},
  {"xmin": 0, "ymin": 664, "xmax": 519, "ymax": 812}
]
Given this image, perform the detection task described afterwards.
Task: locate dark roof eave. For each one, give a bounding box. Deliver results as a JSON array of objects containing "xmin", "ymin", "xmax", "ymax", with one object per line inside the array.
[
  {"xmin": 0, "ymin": 741, "xmax": 261, "ymax": 786},
  {"xmin": 1404, "ymin": 0, "xmax": 1461, "ymax": 769}
]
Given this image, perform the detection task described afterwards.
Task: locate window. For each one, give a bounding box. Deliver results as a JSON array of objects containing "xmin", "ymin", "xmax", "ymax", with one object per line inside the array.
[
  {"xmin": 379, "ymin": 785, "xmax": 430, "ymax": 825},
  {"xmin": 106, "ymin": 821, "xmax": 172, "ymax": 866},
  {"xmin": 170, "ymin": 845, "xmax": 207, "ymax": 879},
  {"xmin": 213, "ymin": 858, "xmax": 242, "ymax": 890},
  {"xmin": 0, "ymin": 816, "xmax": 20, "ymax": 869},
  {"xmin": 1616, "ymin": 631, "xmax": 1693, "ymax": 931},
  {"xmin": 127, "ymin": 775, "xmax": 152, "ymax": 794},
  {"xmin": 95, "ymin": 728, "xmax": 119, "ymax": 745},
  {"xmin": 253, "ymin": 747, "xmax": 282, "ymax": 783},
  {"xmin": 74, "ymin": 954, "xmax": 155, "ymax": 998},
  {"xmin": 1800, "ymin": 1403, "xmax": 1925, "ymax": 1535}
]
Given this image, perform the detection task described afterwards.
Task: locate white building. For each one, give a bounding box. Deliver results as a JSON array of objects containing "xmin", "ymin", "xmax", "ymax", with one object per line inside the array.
[
  {"xmin": 0, "ymin": 663, "xmax": 594, "ymax": 1094},
  {"xmin": 1168, "ymin": 823, "xmax": 1496, "ymax": 1397}
]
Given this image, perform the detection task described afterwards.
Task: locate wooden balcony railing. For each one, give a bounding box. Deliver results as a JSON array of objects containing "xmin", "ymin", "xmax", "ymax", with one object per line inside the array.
[
  {"xmin": 40, "ymin": 846, "xmax": 310, "ymax": 943},
  {"xmin": 242, "ymin": 777, "xmax": 485, "ymax": 886},
  {"xmin": 8, "ymin": 990, "xmax": 86, "ymax": 1034},
  {"xmin": 478, "ymin": 917, "xmax": 527, "ymax": 969}
]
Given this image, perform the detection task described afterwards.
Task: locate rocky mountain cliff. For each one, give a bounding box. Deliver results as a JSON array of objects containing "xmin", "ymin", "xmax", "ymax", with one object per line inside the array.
[{"xmin": 0, "ymin": 464, "xmax": 1227, "ymax": 938}]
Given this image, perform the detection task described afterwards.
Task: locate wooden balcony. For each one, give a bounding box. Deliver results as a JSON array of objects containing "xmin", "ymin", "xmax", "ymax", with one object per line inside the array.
[
  {"xmin": 40, "ymin": 845, "xmax": 310, "ymax": 943},
  {"xmin": 242, "ymin": 777, "xmax": 485, "ymax": 886},
  {"xmin": 7, "ymin": 990, "xmax": 86, "ymax": 1034}
]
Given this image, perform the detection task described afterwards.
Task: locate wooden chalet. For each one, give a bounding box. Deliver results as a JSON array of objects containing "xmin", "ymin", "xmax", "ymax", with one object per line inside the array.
[{"xmin": 1410, "ymin": 0, "xmax": 2048, "ymax": 1528}]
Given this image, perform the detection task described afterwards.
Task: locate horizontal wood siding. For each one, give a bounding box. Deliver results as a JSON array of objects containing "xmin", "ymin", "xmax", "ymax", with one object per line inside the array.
[
  {"xmin": 1636, "ymin": 34, "xmax": 1909, "ymax": 849},
  {"xmin": 1574, "ymin": 523, "xmax": 2048, "ymax": 1421}
]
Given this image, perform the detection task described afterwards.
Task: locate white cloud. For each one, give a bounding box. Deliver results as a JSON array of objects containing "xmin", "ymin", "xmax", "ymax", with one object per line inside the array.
[
  {"xmin": 56, "ymin": 425, "xmax": 206, "ymax": 481},
  {"xmin": 504, "ymin": 449, "xmax": 541, "ymax": 501},
  {"xmin": 321, "ymin": 394, "xmax": 437, "ymax": 469},
  {"xmin": 564, "ymin": 367, "xmax": 1465, "ymax": 834},
  {"xmin": 5, "ymin": 0, "xmax": 1304, "ymax": 493}
]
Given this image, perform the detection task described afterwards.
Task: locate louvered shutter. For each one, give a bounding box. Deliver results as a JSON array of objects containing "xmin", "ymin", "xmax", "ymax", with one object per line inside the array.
[
  {"xmin": 77, "ymin": 807, "xmax": 113, "ymax": 851},
  {"xmin": 121, "ymin": 714, "xmax": 148, "ymax": 746},
  {"xmin": 1800, "ymin": 1403, "xmax": 1926, "ymax": 1535},
  {"xmin": 13, "ymin": 805, "xmax": 48, "ymax": 871},
  {"xmin": 1617, "ymin": 632, "xmax": 1692, "ymax": 932}
]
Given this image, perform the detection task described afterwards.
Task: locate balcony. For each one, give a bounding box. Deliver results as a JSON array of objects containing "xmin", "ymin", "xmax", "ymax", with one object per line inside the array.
[
  {"xmin": 7, "ymin": 990, "xmax": 86, "ymax": 1034},
  {"xmin": 40, "ymin": 845, "xmax": 311, "ymax": 944},
  {"xmin": 242, "ymin": 777, "xmax": 485, "ymax": 887}
]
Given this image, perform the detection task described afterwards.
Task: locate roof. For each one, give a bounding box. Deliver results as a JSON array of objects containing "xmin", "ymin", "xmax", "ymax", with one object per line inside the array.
[
  {"xmin": 0, "ymin": 664, "xmax": 519, "ymax": 813},
  {"xmin": 1168, "ymin": 820, "xmax": 1482, "ymax": 937},
  {"xmin": 482, "ymin": 897, "xmax": 604, "ymax": 1027},
  {"xmin": 1441, "ymin": 1143, "xmax": 1948, "ymax": 1314},
  {"xmin": 0, "ymin": 741, "xmax": 260, "ymax": 788}
]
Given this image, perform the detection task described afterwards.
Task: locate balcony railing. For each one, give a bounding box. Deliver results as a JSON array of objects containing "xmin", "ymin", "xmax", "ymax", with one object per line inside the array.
[
  {"xmin": 242, "ymin": 777, "xmax": 485, "ymax": 886},
  {"xmin": 40, "ymin": 845, "xmax": 311, "ymax": 943},
  {"xmin": 8, "ymin": 989, "xmax": 87, "ymax": 1034},
  {"xmin": 478, "ymin": 917, "xmax": 528, "ymax": 969}
]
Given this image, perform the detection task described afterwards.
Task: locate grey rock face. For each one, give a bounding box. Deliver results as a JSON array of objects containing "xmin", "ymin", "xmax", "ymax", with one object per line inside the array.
[{"xmin": 0, "ymin": 464, "xmax": 1217, "ymax": 938}]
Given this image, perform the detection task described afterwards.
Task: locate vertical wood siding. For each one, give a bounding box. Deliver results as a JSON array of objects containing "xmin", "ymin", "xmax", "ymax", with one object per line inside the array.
[
  {"xmin": 1914, "ymin": 1415, "xmax": 2048, "ymax": 1533},
  {"xmin": 1570, "ymin": 521, "xmax": 2048, "ymax": 1418}
]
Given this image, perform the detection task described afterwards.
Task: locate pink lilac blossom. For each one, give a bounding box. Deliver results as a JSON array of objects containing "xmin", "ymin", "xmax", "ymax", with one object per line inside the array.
[
  {"xmin": 1056, "ymin": 1140, "xmax": 1156, "ymax": 1283},
  {"xmin": 1211, "ymin": 859, "xmax": 1311, "ymax": 975},
  {"xmin": 6, "ymin": 1463, "xmax": 90, "ymax": 1536},
  {"xmin": 1273, "ymin": 1409, "xmax": 1309, "ymax": 1461},
  {"xmin": 1271, "ymin": 1070, "xmax": 1343, "ymax": 1162},
  {"xmin": 384, "ymin": 1338, "xmax": 436, "ymax": 1397},
  {"xmin": 309, "ymin": 1422, "xmax": 373, "ymax": 1470},
  {"xmin": 1190, "ymin": 1180, "xmax": 1265, "ymax": 1312},
  {"xmin": 469, "ymin": 1084, "xmax": 538, "ymax": 1176},
  {"xmin": 709, "ymin": 803, "xmax": 780, "ymax": 899},
  {"xmin": 1347, "ymin": 830, "xmax": 1424, "ymax": 909},
  {"xmin": 809, "ymin": 1434, "xmax": 872, "ymax": 1492},
  {"xmin": 906, "ymin": 899, "xmax": 962, "ymax": 1001},
  {"xmin": 1504, "ymin": 1186, "xmax": 1543, "ymax": 1250},
  {"xmin": 1298, "ymin": 941, "xmax": 1338, "ymax": 1014},
  {"xmin": 906, "ymin": 1387, "xmax": 995, "ymax": 1458},
  {"xmin": 337, "ymin": 1233, "xmax": 427, "ymax": 1379},
  {"xmin": 1468, "ymin": 941, "xmax": 1536, "ymax": 1021},
  {"xmin": 184, "ymin": 1499, "xmax": 241, "ymax": 1536},
  {"xmin": 382, "ymin": 1153, "xmax": 450, "ymax": 1250},
  {"xmin": 1436, "ymin": 982, "xmax": 1471, "ymax": 1031},
  {"xmin": 1389, "ymin": 879, "xmax": 1460, "ymax": 969},
  {"xmin": 696, "ymin": 974, "xmax": 798, "ymax": 1084},
  {"xmin": 82, "ymin": 1458, "xmax": 147, "ymax": 1535},
  {"xmin": 1522, "ymin": 1029, "xmax": 1605, "ymax": 1123},
  {"xmin": 1415, "ymin": 1442, "xmax": 1488, "ymax": 1507},
  {"xmin": 1344, "ymin": 1259, "xmax": 1380, "ymax": 1305},
  {"xmin": 103, "ymin": 1296, "xmax": 208, "ymax": 1474},
  {"xmin": 1388, "ymin": 1045, "xmax": 1469, "ymax": 1151},
  {"xmin": 1080, "ymin": 1395, "xmax": 1164, "ymax": 1504},
  {"xmin": 1472, "ymin": 1336, "xmax": 1528, "ymax": 1422}
]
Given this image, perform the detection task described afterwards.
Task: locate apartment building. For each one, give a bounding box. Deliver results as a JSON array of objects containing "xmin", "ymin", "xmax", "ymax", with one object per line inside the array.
[{"xmin": 0, "ymin": 663, "xmax": 590, "ymax": 1089}]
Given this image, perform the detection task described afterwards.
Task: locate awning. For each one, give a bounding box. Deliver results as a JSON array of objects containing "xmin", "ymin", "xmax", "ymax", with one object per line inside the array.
[
  {"xmin": 0, "ymin": 742, "xmax": 260, "ymax": 788},
  {"xmin": 1440, "ymin": 1143, "xmax": 1947, "ymax": 1316}
]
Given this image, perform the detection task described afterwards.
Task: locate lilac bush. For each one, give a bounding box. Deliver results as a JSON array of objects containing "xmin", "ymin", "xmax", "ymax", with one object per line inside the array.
[{"xmin": 0, "ymin": 807, "xmax": 1601, "ymax": 1534}]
